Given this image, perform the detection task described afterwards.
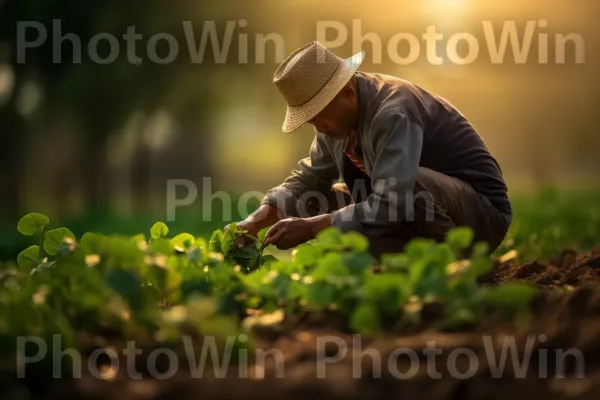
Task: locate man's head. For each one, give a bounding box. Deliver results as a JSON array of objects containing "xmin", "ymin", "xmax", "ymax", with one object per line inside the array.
[
  {"xmin": 306, "ymin": 77, "xmax": 359, "ymax": 140},
  {"xmin": 272, "ymin": 41, "xmax": 364, "ymax": 136}
]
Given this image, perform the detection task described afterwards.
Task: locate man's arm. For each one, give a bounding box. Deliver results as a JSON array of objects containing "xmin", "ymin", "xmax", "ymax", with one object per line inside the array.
[
  {"xmin": 233, "ymin": 132, "xmax": 339, "ymax": 246},
  {"xmin": 261, "ymin": 132, "xmax": 340, "ymax": 218},
  {"xmin": 330, "ymin": 109, "xmax": 424, "ymax": 235}
]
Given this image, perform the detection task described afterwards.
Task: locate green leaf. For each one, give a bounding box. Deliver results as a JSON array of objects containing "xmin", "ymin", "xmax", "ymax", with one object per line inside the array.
[
  {"xmin": 305, "ymin": 282, "xmax": 336, "ymax": 308},
  {"xmin": 208, "ymin": 230, "xmax": 223, "ymax": 253},
  {"xmin": 257, "ymin": 227, "xmax": 270, "ymax": 243},
  {"xmin": 221, "ymin": 223, "xmax": 237, "ymax": 254},
  {"xmin": 81, "ymin": 232, "xmax": 100, "ymax": 248},
  {"xmin": 17, "ymin": 213, "xmax": 50, "ymax": 236},
  {"xmin": 150, "ymin": 222, "xmax": 169, "ymax": 239},
  {"xmin": 43, "ymin": 227, "xmax": 75, "ymax": 256},
  {"xmin": 405, "ymin": 238, "xmax": 436, "ymax": 261},
  {"xmin": 260, "ymin": 255, "xmax": 278, "ymax": 266},
  {"xmin": 349, "ymin": 304, "xmax": 380, "ymax": 334},
  {"xmin": 446, "ymin": 227, "xmax": 474, "ymax": 250},
  {"xmin": 149, "ymin": 238, "xmax": 174, "ymax": 255},
  {"xmin": 17, "ymin": 245, "xmax": 40, "ymax": 273},
  {"xmin": 364, "ymin": 274, "xmax": 410, "ymax": 314},
  {"xmin": 341, "ymin": 232, "xmax": 369, "ymax": 252},
  {"xmin": 471, "ymin": 242, "xmax": 490, "ymax": 258},
  {"xmin": 380, "ymin": 253, "xmax": 410, "ymax": 272},
  {"xmin": 342, "ymin": 252, "xmax": 375, "ymax": 275},
  {"xmin": 130, "ymin": 233, "xmax": 146, "ymax": 243},
  {"xmin": 312, "ymin": 253, "xmax": 348, "ymax": 281},
  {"xmin": 316, "ymin": 228, "xmax": 343, "ymax": 248},
  {"xmin": 293, "ymin": 243, "xmax": 323, "ymax": 267},
  {"xmin": 171, "ymin": 233, "xmax": 195, "ymax": 249},
  {"xmin": 194, "ymin": 237, "xmax": 208, "ymax": 250}
]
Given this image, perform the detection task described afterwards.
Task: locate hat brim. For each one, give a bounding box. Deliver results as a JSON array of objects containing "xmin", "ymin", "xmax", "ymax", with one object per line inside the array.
[{"xmin": 281, "ymin": 50, "xmax": 365, "ymax": 134}]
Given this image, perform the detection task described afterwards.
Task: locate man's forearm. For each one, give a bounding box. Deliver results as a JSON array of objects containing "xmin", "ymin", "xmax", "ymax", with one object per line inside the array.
[
  {"xmin": 245, "ymin": 204, "xmax": 283, "ymax": 232},
  {"xmin": 306, "ymin": 213, "xmax": 332, "ymax": 236}
]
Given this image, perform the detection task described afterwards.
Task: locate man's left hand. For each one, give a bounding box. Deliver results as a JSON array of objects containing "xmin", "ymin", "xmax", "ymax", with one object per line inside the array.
[{"xmin": 264, "ymin": 215, "xmax": 332, "ymax": 250}]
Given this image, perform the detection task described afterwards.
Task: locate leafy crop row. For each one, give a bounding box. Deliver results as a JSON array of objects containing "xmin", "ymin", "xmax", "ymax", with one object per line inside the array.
[{"xmin": 1, "ymin": 212, "xmax": 540, "ymax": 373}]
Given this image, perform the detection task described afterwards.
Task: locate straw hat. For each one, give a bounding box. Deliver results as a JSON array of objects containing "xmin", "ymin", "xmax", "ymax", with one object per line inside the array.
[{"xmin": 273, "ymin": 41, "xmax": 365, "ymax": 133}]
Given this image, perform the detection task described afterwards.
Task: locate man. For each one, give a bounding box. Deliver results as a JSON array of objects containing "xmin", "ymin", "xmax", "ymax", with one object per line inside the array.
[{"xmin": 232, "ymin": 41, "xmax": 512, "ymax": 258}]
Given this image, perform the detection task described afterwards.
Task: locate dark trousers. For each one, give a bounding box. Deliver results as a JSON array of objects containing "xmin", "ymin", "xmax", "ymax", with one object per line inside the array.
[{"xmin": 307, "ymin": 154, "xmax": 511, "ymax": 259}]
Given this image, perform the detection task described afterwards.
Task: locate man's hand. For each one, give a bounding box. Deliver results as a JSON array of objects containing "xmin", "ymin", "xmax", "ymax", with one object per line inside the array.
[
  {"xmin": 226, "ymin": 220, "xmax": 259, "ymax": 249},
  {"xmin": 264, "ymin": 214, "xmax": 332, "ymax": 250},
  {"xmin": 225, "ymin": 204, "xmax": 283, "ymax": 249}
]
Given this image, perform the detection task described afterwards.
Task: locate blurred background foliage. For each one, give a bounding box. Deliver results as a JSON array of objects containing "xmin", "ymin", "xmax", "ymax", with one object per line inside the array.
[{"xmin": 0, "ymin": 0, "xmax": 598, "ymax": 260}]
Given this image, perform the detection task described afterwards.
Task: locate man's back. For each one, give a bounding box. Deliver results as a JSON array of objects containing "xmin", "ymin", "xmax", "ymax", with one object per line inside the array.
[{"xmin": 356, "ymin": 72, "xmax": 511, "ymax": 215}]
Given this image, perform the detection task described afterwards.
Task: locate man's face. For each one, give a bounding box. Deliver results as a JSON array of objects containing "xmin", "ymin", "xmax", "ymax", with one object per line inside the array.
[{"xmin": 307, "ymin": 85, "xmax": 358, "ymax": 140}]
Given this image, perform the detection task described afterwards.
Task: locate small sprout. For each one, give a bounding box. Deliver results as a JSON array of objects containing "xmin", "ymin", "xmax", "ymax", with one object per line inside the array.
[
  {"xmin": 203, "ymin": 265, "xmax": 209, "ymax": 273},
  {"xmin": 150, "ymin": 221, "xmax": 169, "ymax": 239},
  {"xmin": 85, "ymin": 254, "xmax": 101, "ymax": 267}
]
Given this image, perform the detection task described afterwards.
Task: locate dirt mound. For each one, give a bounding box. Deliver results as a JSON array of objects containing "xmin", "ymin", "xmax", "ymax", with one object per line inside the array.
[{"xmin": 486, "ymin": 248, "xmax": 600, "ymax": 287}]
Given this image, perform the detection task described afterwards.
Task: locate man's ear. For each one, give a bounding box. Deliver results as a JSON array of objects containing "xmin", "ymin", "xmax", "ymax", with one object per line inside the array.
[{"xmin": 339, "ymin": 84, "xmax": 356, "ymax": 100}]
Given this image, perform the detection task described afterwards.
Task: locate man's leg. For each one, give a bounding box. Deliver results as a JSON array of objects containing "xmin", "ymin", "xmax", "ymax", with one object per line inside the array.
[
  {"xmin": 367, "ymin": 167, "xmax": 511, "ymax": 258},
  {"xmin": 299, "ymin": 163, "xmax": 510, "ymax": 259}
]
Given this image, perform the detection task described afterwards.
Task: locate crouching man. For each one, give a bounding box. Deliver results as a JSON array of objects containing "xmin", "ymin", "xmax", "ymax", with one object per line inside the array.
[{"xmin": 233, "ymin": 41, "xmax": 512, "ymax": 258}]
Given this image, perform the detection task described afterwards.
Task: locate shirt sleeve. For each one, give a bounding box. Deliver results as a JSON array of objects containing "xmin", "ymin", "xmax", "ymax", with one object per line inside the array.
[
  {"xmin": 330, "ymin": 109, "xmax": 424, "ymax": 234},
  {"xmin": 261, "ymin": 132, "xmax": 340, "ymax": 218}
]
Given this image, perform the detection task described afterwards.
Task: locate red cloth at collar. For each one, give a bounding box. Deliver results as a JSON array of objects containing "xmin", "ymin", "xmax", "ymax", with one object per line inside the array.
[{"xmin": 344, "ymin": 130, "xmax": 369, "ymax": 176}]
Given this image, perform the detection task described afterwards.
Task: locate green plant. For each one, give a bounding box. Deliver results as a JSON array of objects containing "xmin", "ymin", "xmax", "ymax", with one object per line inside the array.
[{"xmin": 6, "ymin": 212, "xmax": 543, "ymax": 352}]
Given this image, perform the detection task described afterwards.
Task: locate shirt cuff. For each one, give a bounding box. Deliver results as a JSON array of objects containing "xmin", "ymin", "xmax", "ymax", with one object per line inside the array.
[
  {"xmin": 330, "ymin": 204, "xmax": 363, "ymax": 233},
  {"xmin": 261, "ymin": 188, "xmax": 298, "ymax": 218}
]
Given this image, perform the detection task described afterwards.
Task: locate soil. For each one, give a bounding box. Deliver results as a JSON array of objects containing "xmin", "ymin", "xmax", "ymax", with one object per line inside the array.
[{"xmin": 4, "ymin": 247, "xmax": 600, "ymax": 400}]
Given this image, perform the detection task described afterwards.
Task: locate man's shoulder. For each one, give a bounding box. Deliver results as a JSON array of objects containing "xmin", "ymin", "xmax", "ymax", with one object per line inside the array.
[
  {"xmin": 359, "ymin": 71, "xmax": 421, "ymax": 91},
  {"xmin": 358, "ymin": 71, "xmax": 460, "ymax": 129}
]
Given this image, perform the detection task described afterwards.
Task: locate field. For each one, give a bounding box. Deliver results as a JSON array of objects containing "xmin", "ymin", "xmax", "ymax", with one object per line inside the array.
[{"xmin": 1, "ymin": 188, "xmax": 600, "ymax": 400}]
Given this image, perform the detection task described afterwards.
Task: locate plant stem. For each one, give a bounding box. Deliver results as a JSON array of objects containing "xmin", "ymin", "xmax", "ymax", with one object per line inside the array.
[
  {"xmin": 254, "ymin": 240, "xmax": 267, "ymax": 270},
  {"xmin": 39, "ymin": 225, "xmax": 46, "ymax": 261}
]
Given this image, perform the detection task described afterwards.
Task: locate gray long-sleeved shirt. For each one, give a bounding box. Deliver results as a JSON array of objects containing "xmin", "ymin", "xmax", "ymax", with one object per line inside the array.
[{"xmin": 261, "ymin": 71, "xmax": 511, "ymax": 234}]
